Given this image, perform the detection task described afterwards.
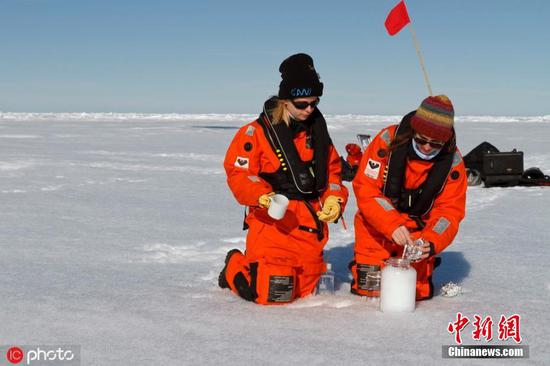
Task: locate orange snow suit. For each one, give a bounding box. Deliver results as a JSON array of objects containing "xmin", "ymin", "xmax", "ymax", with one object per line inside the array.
[
  {"xmin": 351, "ymin": 119, "xmax": 467, "ymax": 300},
  {"xmin": 223, "ymin": 104, "xmax": 348, "ymax": 305}
]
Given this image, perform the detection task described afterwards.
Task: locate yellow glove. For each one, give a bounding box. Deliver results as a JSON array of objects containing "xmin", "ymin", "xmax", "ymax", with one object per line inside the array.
[
  {"xmin": 316, "ymin": 196, "xmax": 343, "ymax": 223},
  {"xmin": 258, "ymin": 192, "xmax": 275, "ymax": 208}
]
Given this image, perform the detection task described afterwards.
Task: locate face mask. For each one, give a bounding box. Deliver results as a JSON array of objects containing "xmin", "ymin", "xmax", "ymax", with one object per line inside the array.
[{"xmin": 412, "ymin": 139, "xmax": 442, "ymax": 160}]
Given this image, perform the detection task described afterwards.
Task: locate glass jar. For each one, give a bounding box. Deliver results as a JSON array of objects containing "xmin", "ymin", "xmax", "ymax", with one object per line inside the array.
[
  {"xmin": 317, "ymin": 263, "xmax": 335, "ymax": 295},
  {"xmin": 380, "ymin": 257, "xmax": 417, "ymax": 312}
]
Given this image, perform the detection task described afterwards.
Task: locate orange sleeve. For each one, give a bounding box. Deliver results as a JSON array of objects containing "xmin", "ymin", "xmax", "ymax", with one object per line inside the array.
[
  {"xmin": 223, "ymin": 122, "xmax": 273, "ymax": 207},
  {"xmin": 352, "ymin": 127, "xmax": 407, "ymax": 240},
  {"xmin": 421, "ymin": 151, "xmax": 467, "ymax": 254},
  {"xmin": 320, "ymin": 144, "xmax": 349, "ymax": 210}
]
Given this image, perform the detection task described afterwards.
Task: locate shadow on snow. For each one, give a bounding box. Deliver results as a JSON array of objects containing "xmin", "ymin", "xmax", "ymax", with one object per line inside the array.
[{"xmin": 325, "ymin": 243, "xmax": 471, "ymax": 292}]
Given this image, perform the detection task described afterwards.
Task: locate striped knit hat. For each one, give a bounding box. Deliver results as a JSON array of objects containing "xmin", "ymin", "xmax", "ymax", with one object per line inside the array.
[{"xmin": 411, "ymin": 95, "xmax": 454, "ymax": 142}]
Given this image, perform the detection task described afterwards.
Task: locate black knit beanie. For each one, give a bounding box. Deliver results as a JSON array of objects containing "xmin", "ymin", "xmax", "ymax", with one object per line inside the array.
[{"xmin": 278, "ymin": 53, "xmax": 323, "ymax": 99}]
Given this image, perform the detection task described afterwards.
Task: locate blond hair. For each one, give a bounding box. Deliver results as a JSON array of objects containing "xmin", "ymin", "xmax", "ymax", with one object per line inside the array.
[{"xmin": 271, "ymin": 98, "xmax": 292, "ymax": 126}]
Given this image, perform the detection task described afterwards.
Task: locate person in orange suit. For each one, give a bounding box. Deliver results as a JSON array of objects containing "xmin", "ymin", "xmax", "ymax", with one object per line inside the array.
[
  {"xmin": 351, "ymin": 95, "xmax": 467, "ymax": 300},
  {"xmin": 218, "ymin": 53, "xmax": 348, "ymax": 305}
]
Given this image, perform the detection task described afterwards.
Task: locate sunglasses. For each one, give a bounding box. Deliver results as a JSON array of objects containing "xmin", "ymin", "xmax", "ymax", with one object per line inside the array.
[
  {"xmin": 290, "ymin": 99, "xmax": 320, "ymax": 110},
  {"xmin": 413, "ymin": 134, "xmax": 445, "ymax": 149}
]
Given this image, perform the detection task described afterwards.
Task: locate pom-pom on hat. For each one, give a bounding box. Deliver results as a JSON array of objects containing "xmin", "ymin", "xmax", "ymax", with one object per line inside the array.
[
  {"xmin": 278, "ymin": 53, "xmax": 323, "ymax": 100},
  {"xmin": 411, "ymin": 95, "xmax": 455, "ymax": 142}
]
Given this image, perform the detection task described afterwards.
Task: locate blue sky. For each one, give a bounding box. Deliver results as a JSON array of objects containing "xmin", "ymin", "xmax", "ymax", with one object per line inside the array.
[{"xmin": 0, "ymin": 0, "xmax": 548, "ymax": 115}]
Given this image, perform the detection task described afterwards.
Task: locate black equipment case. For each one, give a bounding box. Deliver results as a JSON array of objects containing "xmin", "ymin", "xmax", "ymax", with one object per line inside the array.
[{"xmin": 482, "ymin": 149, "xmax": 524, "ymax": 187}]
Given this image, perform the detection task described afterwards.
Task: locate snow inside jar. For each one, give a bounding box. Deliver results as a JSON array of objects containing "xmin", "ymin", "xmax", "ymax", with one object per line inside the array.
[{"xmin": 380, "ymin": 257, "xmax": 417, "ymax": 313}]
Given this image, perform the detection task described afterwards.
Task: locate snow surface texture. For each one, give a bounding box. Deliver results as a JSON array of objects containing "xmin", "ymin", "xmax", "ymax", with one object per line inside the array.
[{"xmin": 1, "ymin": 113, "xmax": 548, "ymax": 365}]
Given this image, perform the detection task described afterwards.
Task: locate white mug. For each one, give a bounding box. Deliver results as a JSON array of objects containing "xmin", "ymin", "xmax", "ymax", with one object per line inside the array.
[{"xmin": 268, "ymin": 194, "xmax": 289, "ymax": 220}]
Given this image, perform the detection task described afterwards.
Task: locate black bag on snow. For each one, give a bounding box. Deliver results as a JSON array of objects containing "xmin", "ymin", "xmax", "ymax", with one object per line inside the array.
[{"xmin": 463, "ymin": 141, "xmax": 499, "ymax": 180}]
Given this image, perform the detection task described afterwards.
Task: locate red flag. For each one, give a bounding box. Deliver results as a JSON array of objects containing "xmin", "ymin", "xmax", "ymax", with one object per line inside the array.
[{"xmin": 385, "ymin": 0, "xmax": 411, "ymax": 36}]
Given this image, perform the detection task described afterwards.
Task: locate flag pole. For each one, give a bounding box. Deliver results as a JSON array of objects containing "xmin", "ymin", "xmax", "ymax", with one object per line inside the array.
[{"xmin": 408, "ymin": 22, "xmax": 433, "ymax": 96}]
